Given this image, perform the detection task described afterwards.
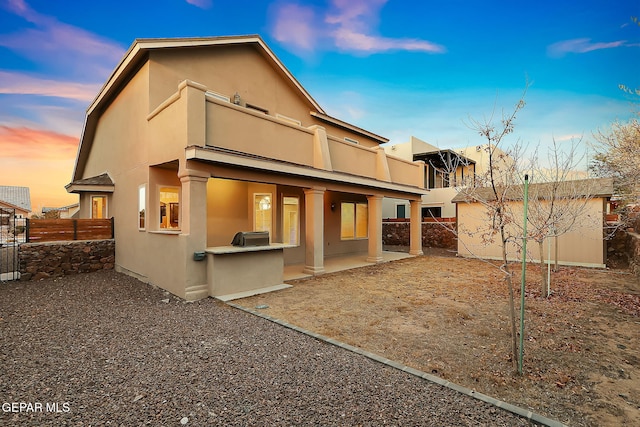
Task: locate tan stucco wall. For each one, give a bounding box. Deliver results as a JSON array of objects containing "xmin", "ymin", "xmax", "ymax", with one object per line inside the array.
[
  {"xmin": 82, "ymin": 63, "xmax": 150, "ymax": 186},
  {"xmin": 207, "ymin": 249, "xmax": 284, "ymax": 297},
  {"xmin": 149, "ymin": 46, "xmax": 313, "ymax": 126},
  {"xmin": 206, "ymin": 102, "xmax": 314, "ymax": 165},
  {"xmin": 148, "ymin": 45, "xmax": 384, "ymax": 149},
  {"xmin": 79, "ymin": 64, "xmax": 158, "ymax": 287},
  {"xmin": 324, "ymin": 192, "xmax": 369, "ymax": 257},
  {"xmin": 457, "ymin": 197, "xmax": 607, "ymax": 267},
  {"xmin": 206, "ymin": 178, "xmax": 250, "ymax": 247}
]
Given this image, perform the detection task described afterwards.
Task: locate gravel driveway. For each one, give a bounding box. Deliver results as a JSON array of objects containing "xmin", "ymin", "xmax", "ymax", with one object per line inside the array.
[{"xmin": 1, "ymin": 270, "xmax": 535, "ymax": 426}]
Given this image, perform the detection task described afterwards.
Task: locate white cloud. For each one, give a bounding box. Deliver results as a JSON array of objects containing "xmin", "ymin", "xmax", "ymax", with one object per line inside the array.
[
  {"xmin": 0, "ymin": 0, "xmax": 125, "ymax": 79},
  {"xmin": 271, "ymin": 0, "xmax": 445, "ymax": 55},
  {"xmin": 186, "ymin": 0, "xmax": 212, "ymax": 10},
  {"xmin": 547, "ymin": 38, "xmax": 627, "ymax": 57}
]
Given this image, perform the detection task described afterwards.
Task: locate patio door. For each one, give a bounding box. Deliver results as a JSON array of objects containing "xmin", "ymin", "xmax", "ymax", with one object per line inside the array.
[{"xmin": 282, "ymin": 196, "xmax": 299, "ymax": 245}]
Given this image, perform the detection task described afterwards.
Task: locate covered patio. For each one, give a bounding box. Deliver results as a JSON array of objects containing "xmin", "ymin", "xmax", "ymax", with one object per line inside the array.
[{"xmin": 283, "ymin": 250, "xmax": 414, "ymax": 281}]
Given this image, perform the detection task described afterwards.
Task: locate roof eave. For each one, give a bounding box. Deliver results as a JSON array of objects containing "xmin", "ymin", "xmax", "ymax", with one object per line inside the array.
[
  {"xmin": 310, "ymin": 112, "xmax": 388, "ymax": 144},
  {"xmin": 65, "ymin": 183, "xmax": 115, "ymax": 194}
]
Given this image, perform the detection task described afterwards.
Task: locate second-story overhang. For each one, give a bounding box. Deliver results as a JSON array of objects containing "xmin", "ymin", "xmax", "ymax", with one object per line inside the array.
[
  {"xmin": 414, "ymin": 149, "xmax": 476, "ymax": 170},
  {"xmin": 185, "ymin": 145, "xmax": 428, "ymax": 200}
]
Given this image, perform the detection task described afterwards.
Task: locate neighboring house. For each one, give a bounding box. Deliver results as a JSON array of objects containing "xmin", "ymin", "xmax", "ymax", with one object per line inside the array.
[
  {"xmin": 452, "ymin": 177, "xmax": 615, "ymax": 268},
  {"xmin": 42, "ymin": 203, "xmax": 80, "ymax": 219},
  {"xmin": 0, "ymin": 186, "xmax": 32, "ymax": 219},
  {"xmin": 66, "ymin": 35, "xmax": 426, "ymax": 300},
  {"xmin": 383, "ymin": 137, "xmax": 513, "ymax": 219}
]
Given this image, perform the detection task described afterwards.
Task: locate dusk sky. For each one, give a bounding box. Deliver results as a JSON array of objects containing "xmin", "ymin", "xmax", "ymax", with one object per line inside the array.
[{"xmin": 0, "ymin": 0, "xmax": 638, "ymax": 211}]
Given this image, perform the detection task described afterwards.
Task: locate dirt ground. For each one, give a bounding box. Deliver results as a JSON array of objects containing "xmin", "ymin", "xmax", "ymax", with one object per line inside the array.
[{"xmin": 236, "ymin": 250, "xmax": 640, "ymax": 427}]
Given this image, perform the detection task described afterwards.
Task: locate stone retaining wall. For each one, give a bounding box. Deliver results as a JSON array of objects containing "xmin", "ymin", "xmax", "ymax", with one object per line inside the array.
[
  {"xmin": 19, "ymin": 239, "xmax": 115, "ymax": 281},
  {"xmin": 627, "ymin": 232, "xmax": 640, "ymax": 278},
  {"xmin": 383, "ymin": 222, "xmax": 457, "ymax": 250}
]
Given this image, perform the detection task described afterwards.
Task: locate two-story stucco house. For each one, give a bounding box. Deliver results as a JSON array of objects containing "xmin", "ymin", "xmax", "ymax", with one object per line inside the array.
[{"xmin": 66, "ymin": 35, "xmax": 427, "ymax": 300}]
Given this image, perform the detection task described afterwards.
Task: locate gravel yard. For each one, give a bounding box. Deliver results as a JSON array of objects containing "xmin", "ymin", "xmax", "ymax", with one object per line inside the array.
[{"xmin": 0, "ymin": 270, "xmax": 536, "ymax": 426}]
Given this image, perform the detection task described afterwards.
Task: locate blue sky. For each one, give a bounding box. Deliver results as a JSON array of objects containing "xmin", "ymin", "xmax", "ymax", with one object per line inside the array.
[{"xmin": 0, "ymin": 0, "xmax": 638, "ymax": 209}]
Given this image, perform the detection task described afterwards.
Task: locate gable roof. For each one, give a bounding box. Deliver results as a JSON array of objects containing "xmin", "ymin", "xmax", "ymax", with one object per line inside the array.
[
  {"xmin": 0, "ymin": 186, "xmax": 32, "ymax": 212},
  {"xmin": 65, "ymin": 173, "xmax": 115, "ymax": 194},
  {"xmin": 451, "ymin": 177, "xmax": 614, "ymax": 203},
  {"xmin": 72, "ymin": 35, "xmax": 326, "ymax": 182}
]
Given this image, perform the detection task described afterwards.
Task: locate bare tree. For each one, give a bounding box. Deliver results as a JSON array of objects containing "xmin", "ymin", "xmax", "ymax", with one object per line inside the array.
[
  {"xmin": 523, "ymin": 139, "xmax": 601, "ymax": 297},
  {"xmin": 590, "ymin": 115, "xmax": 640, "ymax": 225},
  {"xmin": 455, "ymin": 90, "xmax": 528, "ymax": 370}
]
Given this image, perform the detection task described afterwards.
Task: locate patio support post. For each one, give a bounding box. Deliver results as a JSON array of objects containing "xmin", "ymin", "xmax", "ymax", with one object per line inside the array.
[
  {"xmin": 178, "ymin": 169, "xmax": 210, "ymax": 236},
  {"xmin": 409, "ymin": 200, "xmax": 423, "ymax": 255},
  {"xmin": 366, "ymin": 195, "xmax": 384, "ymax": 263},
  {"xmin": 303, "ymin": 187, "xmax": 325, "ymax": 275},
  {"xmin": 179, "ymin": 168, "xmax": 210, "ymax": 300}
]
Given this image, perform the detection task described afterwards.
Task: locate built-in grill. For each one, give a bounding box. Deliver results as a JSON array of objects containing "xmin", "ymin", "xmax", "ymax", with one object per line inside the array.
[{"xmin": 230, "ymin": 231, "xmax": 270, "ymax": 247}]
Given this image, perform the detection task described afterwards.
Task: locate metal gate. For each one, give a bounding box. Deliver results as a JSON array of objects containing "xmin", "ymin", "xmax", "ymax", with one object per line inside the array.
[{"xmin": 1, "ymin": 207, "xmax": 22, "ymax": 282}]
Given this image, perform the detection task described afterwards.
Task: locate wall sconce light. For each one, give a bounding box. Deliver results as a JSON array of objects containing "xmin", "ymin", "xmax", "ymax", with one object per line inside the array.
[{"xmin": 330, "ymin": 202, "xmax": 336, "ymax": 211}]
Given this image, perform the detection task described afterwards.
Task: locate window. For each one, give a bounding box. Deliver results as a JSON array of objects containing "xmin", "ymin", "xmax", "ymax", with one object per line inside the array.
[
  {"xmin": 138, "ymin": 185, "xmax": 146, "ymax": 230},
  {"xmin": 91, "ymin": 195, "xmax": 107, "ymax": 219},
  {"xmin": 422, "ymin": 206, "xmax": 441, "ymax": 219},
  {"xmin": 159, "ymin": 187, "xmax": 179, "ymax": 229},
  {"xmin": 282, "ymin": 196, "xmax": 299, "ymax": 245},
  {"xmin": 427, "ymin": 166, "xmax": 450, "ymax": 189},
  {"xmin": 254, "ymin": 194, "xmax": 272, "ymax": 239},
  {"xmin": 396, "ymin": 204, "xmax": 406, "ymax": 219},
  {"xmin": 341, "ymin": 202, "xmax": 368, "ymax": 240}
]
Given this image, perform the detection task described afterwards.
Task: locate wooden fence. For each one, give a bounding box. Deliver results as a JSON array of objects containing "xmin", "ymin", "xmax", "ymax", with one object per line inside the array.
[{"xmin": 26, "ymin": 218, "xmax": 114, "ymax": 242}]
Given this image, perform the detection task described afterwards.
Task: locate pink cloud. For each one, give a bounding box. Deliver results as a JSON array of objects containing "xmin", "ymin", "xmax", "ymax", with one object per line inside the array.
[
  {"xmin": 0, "ymin": 126, "xmax": 78, "ymax": 160},
  {"xmin": 547, "ymin": 38, "xmax": 627, "ymax": 57},
  {"xmin": 271, "ymin": 4, "xmax": 320, "ymax": 52},
  {"xmin": 271, "ymin": 0, "xmax": 445, "ymax": 55},
  {"xmin": 0, "ymin": 71, "xmax": 100, "ymax": 102}
]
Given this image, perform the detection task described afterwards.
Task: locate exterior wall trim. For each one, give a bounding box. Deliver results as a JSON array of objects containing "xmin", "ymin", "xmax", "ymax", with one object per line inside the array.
[{"xmin": 186, "ymin": 146, "xmax": 427, "ymax": 198}]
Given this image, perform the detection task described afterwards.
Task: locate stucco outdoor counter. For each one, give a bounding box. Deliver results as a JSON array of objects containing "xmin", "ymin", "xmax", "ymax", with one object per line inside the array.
[{"xmin": 205, "ymin": 243, "xmax": 295, "ymax": 300}]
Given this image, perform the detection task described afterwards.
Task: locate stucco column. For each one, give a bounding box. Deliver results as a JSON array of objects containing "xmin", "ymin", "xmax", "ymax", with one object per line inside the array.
[
  {"xmin": 366, "ymin": 195, "xmax": 384, "ymax": 263},
  {"xmin": 409, "ymin": 199, "xmax": 424, "ymax": 256},
  {"xmin": 179, "ymin": 169, "xmax": 210, "ymax": 236},
  {"xmin": 303, "ymin": 187, "xmax": 325, "ymax": 275},
  {"xmin": 178, "ymin": 168, "xmax": 210, "ymax": 300}
]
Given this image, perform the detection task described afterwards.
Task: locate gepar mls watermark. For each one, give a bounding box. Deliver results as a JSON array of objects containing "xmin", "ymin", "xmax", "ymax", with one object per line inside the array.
[{"xmin": 2, "ymin": 402, "xmax": 71, "ymax": 413}]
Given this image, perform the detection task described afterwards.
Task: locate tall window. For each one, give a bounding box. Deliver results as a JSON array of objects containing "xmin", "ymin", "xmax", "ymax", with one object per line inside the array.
[
  {"xmin": 91, "ymin": 195, "xmax": 107, "ymax": 219},
  {"xmin": 282, "ymin": 196, "xmax": 299, "ymax": 245},
  {"xmin": 159, "ymin": 187, "xmax": 179, "ymax": 229},
  {"xmin": 341, "ymin": 202, "xmax": 368, "ymax": 240},
  {"xmin": 138, "ymin": 185, "xmax": 146, "ymax": 230},
  {"xmin": 254, "ymin": 194, "xmax": 272, "ymax": 239}
]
